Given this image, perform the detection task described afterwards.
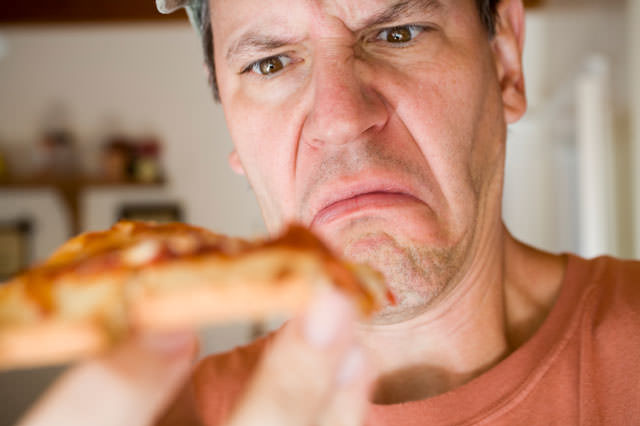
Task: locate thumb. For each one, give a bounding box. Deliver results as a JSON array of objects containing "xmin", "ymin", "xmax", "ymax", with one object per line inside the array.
[
  {"xmin": 318, "ymin": 345, "xmax": 373, "ymax": 426},
  {"xmin": 19, "ymin": 331, "xmax": 198, "ymax": 426},
  {"xmin": 225, "ymin": 289, "xmax": 369, "ymax": 426}
]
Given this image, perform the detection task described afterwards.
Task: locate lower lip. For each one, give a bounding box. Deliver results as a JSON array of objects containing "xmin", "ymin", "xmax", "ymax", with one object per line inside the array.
[{"xmin": 312, "ymin": 192, "xmax": 423, "ymax": 227}]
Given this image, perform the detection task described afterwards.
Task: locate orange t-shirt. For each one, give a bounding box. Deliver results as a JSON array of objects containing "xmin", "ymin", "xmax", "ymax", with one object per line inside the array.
[{"xmin": 173, "ymin": 254, "xmax": 640, "ymax": 425}]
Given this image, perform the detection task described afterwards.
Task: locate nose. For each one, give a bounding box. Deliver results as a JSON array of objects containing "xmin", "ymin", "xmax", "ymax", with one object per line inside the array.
[{"xmin": 301, "ymin": 52, "xmax": 388, "ymax": 147}]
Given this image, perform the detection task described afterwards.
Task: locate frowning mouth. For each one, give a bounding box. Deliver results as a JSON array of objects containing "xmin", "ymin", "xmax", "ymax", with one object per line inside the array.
[{"xmin": 311, "ymin": 191, "xmax": 423, "ymax": 228}]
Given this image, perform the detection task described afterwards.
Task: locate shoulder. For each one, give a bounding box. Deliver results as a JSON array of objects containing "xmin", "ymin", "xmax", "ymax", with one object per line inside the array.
[
  {"xmin": 567, "ymin": 255, "xmax": 640, "ymax": 405},
  {"xmin": 191, "ymin": 334, "xmax": 274, "ymax": 426},
  {"xmin": 574, "ymin": 255, "xmax": 640, "ymax": 312},
  {"xmin": 568, "ymin": 255, "xmax": 640, "ymax": 335}
]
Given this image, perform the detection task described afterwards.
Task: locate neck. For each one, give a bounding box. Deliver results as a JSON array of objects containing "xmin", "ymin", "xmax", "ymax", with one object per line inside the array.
[{"xmin": 357, "ymin": 223, "xmax": 566, "ymax": 404}]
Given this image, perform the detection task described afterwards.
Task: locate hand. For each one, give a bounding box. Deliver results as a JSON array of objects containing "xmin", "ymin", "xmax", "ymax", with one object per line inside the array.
[
  {"xmin": 18, "ymin": 331, "xmax": 198, "ymax": 426},
  {"xmin": 225, "ymin": 289, "xmax": 373, "ymax": 426}
]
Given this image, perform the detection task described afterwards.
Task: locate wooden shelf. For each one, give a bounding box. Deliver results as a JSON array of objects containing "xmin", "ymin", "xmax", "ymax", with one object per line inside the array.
[
  {"xmin": 0, "ymin": 176, "xmax": 165, "ymax": 235},
  {"xmin": 0, "ymin": 177, "xmax": 164, "ymax": 189}
]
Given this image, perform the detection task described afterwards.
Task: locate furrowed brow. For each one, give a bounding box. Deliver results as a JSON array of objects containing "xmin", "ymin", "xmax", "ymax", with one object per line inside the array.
[
  {"xmin": 225, "ymin": 0, "xmax": 442, "ymax": 63},
  {"xmin": 362, "ymin": 0, "xmax": 443, "ymax": 28},
  {"xmin": 226, "ymin": 32, "xmax": 300, "ymax": 63}
]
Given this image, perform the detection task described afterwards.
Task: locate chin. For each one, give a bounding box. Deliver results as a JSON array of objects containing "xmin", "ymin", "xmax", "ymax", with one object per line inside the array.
[{"xmin": 320, "ymin": 216, "xmax": 471, "ymax": 325}]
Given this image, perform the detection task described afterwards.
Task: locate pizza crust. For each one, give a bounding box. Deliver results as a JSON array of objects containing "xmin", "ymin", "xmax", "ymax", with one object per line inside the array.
[
  {"xmin": 130, "ymin": 278, "xmax": 315, "ymax": 332},
  {"xmin": 0, "ymin": 320, "xmax": 108, "ymax": 370},
  {"xmin": 0, "ymin": 221, "xmax": 388, "ymax": 370}
]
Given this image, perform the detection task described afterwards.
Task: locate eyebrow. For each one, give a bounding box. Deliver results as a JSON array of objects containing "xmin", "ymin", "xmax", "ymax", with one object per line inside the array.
[
  {"xmin": 226, "ymin": 33, "xmax": 301, "ymax": 62},
  {"xmin": 225, "ymin": 0, "xmax": 443, "ymax": 63},
  {"xmin": 362, "ymin": 0, "xmax": 443, "ymax": 28}
]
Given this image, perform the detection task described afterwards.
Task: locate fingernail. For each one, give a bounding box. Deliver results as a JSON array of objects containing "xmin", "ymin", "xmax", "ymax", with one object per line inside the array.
[
  {"xmin": 141, "ymin": 331, "xmax": 196, "ymax": 355},
  {"xmin": 336, "ymin": 346, "xmax": 365, "ymax": 386},
  {"xmin": 303, "ymin": 289, "xmax": 351, "ymax": 347}
]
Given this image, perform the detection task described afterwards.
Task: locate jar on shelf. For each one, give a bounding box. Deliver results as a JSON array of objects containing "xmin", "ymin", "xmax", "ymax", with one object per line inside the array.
[
  {"xmin": 133, "ymin": 138, "xmax": 162, "ymax": 183},
  {"xmin": 101, "ymin": 137, "xmax": 133, "ymax": 182},
  {"xmin": 34, "ymin": 129, "xmax": 78, "ymax": 178}
]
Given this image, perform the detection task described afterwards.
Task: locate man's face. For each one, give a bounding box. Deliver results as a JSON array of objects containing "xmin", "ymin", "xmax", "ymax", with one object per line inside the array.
[{"xmin": 211, "ymin": 0, "xmax": 520, "ymax": 322}]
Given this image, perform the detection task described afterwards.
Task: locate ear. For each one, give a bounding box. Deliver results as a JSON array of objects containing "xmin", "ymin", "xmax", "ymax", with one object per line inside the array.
[
  {"xmin": 492, "ymin": 0, "xmax": 527, "ymax": 124},
  {"xmin": 228, "ymin": 149, "xmax": 246, "ymax": 175}
]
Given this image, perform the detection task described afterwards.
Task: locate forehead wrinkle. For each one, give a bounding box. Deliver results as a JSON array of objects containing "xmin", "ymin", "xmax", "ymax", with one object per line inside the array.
[
  {"xmin": 221, "ymin": 2, "xmax": 311, "ymax": 64},
  {"xmin": 365, "ymin": 0, "xmax": 443, "ymax": 27},
  {"xmin": 320, "ymin": 0, "xmax": 444, "ymax": 32},
  {"xmin": 224, "ymin": 0, "xmax": 444, "ymax": 63}
]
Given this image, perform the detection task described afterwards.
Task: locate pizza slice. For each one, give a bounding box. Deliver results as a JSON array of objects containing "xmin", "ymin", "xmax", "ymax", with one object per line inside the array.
[{"xmin": 0, "ymin": 221, "xmax": 390, "ymax": 370}]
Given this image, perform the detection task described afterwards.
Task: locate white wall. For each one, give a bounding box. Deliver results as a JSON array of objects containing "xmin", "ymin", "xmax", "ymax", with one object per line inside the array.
[
  {"xmin": 503, "ymin": 0, "xmax": 633, "ymax": 258},
  {"xmin": 0, "ymin": 23, "xmax": 264, "ymax": 242},
  {"xmin": 523, "ymin": 0, "xmax": 628, "ymax": 111},
  {"xmin": 631, "ymin": 0, "xmax": 640, "ymax": 258}
]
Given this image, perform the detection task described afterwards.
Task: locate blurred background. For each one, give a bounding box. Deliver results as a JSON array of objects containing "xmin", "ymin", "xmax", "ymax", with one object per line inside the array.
[{"xmin": 0, "ymin": 0, "xmax": 639, "ymax": 424}]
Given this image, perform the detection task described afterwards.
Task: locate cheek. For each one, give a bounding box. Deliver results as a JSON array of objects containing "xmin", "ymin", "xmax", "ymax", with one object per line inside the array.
[
  {"xmin": 223, "ymin": 91, "xmax": 307, "ymax": 228},
  {"xmin": 395, "ymin": 68, "xmax": 480, "ymax": 195},
  {"xmin": 377, "ymin": 43, "xmax": 500, "ymax": 225},
  {"xmin": 466, "ymin": 69, "xmax": 506, "ymax": 191}
]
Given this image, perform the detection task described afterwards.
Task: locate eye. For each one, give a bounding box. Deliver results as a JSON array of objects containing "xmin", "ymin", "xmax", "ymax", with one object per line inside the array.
[
  {"xmin": 244, "ymin": 55, "xmax": 292, "ymax": 77},
  {"xmin": 376, "ymin": 25, "xmax": 425, "ymax": 45}
]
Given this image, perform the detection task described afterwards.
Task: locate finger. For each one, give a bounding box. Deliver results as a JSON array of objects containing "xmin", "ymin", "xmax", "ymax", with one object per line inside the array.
[
  {"xmin": 318, "ymin": 345, "xmax": 373, "ymax": 426},
  {"xmin": 226, "ymin": 289, "xmax": 357, "ymax": 426},
  {"xmin": 18, "ymin": 331, "xmax": 198, "ymax": 426}
]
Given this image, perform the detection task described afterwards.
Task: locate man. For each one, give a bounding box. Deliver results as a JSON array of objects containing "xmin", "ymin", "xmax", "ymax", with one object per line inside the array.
[
  {"xmin": 19, "ymin": 0, "xmax": 640, "ymax": 425},
  {"xmin": 154, "ymin": 0, "xmax": 639, "ymax": 424}
]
